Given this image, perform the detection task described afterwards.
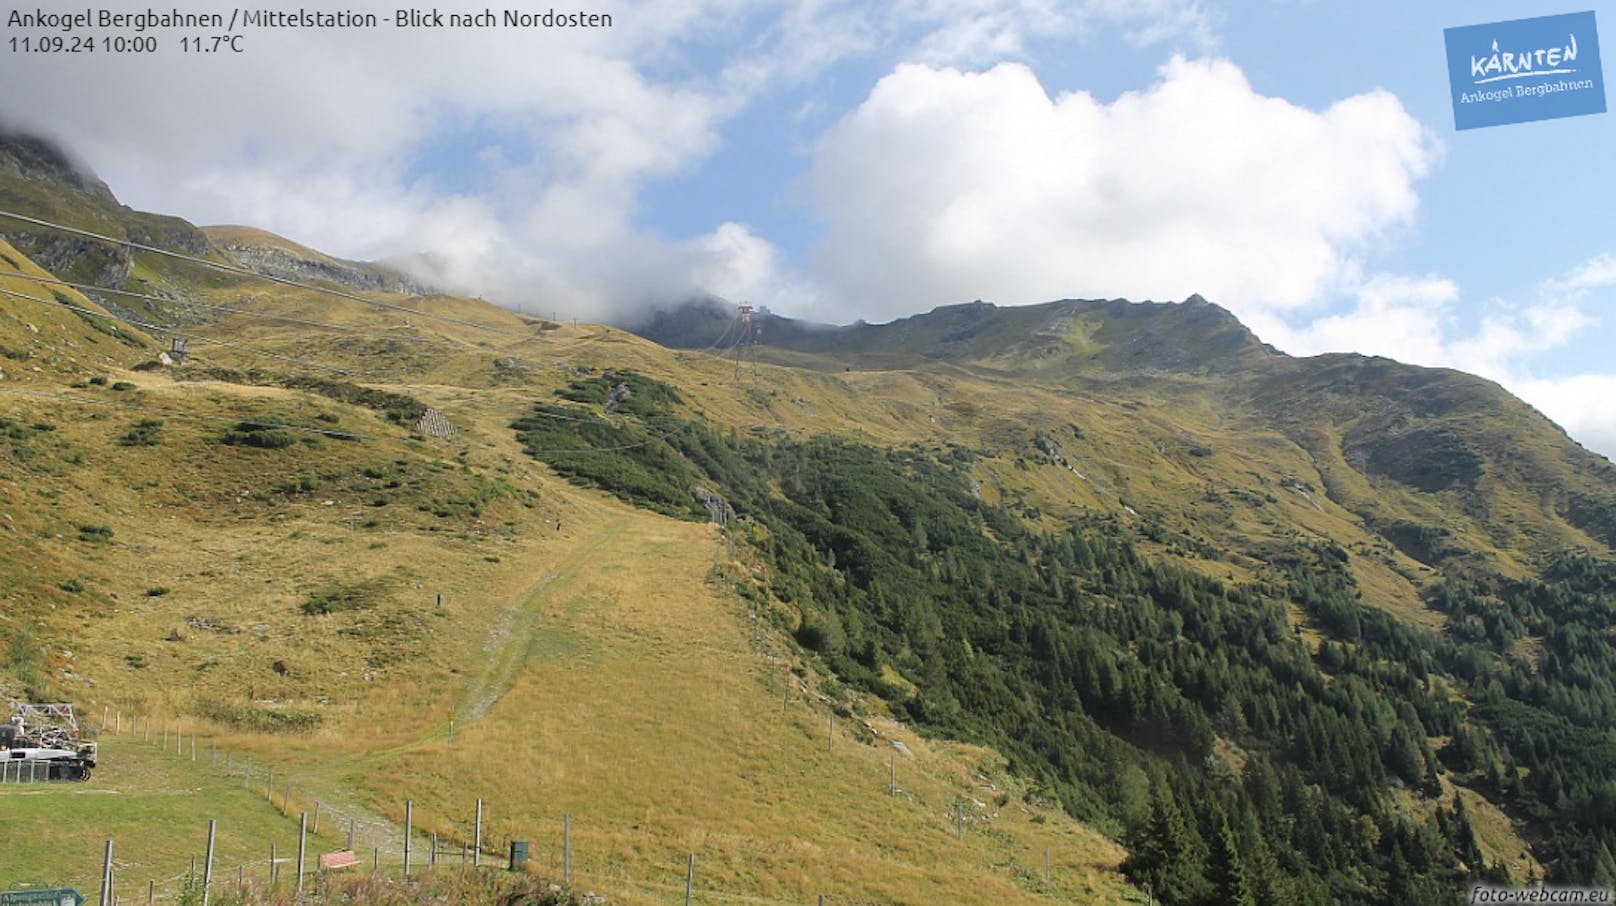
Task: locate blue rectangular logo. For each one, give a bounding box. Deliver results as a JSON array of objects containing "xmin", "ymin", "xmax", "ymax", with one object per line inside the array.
[{"xmin": 1444, "ymin": 11, "xmax": 1606, "ymax": 130}]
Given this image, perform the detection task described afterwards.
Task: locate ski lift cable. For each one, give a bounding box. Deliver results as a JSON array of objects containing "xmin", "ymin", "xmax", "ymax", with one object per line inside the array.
[{"xmin": 0, "ymin": 208, "xmax": 606, "ymax": 353}]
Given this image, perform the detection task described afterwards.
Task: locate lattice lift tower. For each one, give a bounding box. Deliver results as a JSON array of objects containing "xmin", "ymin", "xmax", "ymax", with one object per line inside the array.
[{"xmin": 733, "ymin": 302, "xmax": 763, "ymax": 381}]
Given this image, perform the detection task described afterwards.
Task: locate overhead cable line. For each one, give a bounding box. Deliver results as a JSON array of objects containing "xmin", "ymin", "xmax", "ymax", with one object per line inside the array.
[
  {"xmin": 0, "ymin": 270, "xmax": 694, "ymax": 423},
  {"xmin": 0, "ymin": 267, "xmax": 630, "ymax": 386},
  {"xmin": 0, "ymin": 269, "xmax": 464, "ymax": 347},
  {"xmin": 0, "ymin": 208, "xmax": 605, "ymax": 352}
]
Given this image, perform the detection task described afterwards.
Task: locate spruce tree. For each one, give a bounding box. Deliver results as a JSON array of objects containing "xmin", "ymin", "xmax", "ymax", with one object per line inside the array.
[
  {"xmin": 1207, "ymin": 817, "xmax": 1255, "ymax": 906},
  {"xmin": 1124, "ymin": 787, "xmax": 1205, "ymax": 904},
  {"xmin": 1592, "ymin": 841, "xmax": 1616, "ymax": 889}
]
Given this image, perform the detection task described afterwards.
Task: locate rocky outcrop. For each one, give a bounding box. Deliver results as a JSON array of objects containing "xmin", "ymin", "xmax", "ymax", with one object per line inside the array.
[{"xmin": 214, "ymin": 240, "xmax": 432, "ymax": 296}]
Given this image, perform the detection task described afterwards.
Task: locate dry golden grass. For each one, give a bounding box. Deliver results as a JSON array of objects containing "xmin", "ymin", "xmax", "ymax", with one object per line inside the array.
[{"xmin": 356, "ymin": 495, "xmax": 1134, "ymax": 906}]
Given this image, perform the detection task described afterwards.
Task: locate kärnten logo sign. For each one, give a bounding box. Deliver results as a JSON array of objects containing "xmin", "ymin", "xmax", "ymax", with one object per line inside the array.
[{"xmin": 1444, "ymin": 11, "xmax": 1606, "ymax": 130}]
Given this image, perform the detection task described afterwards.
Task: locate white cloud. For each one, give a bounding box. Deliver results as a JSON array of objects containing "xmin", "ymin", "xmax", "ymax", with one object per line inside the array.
[
  {"xmin": 1262, "ymin": 272, "xmax": 1595, "ymax": 382},
  {"xmin": 1248, "ymin": 274, "xmax": 1458, "ymax": 369},
  {"xmin": 739, "ymin": 0, "xmax": 1214, "ymax": 83},
  {"xmin": 1448, "ymin": 305, "xmax": 1591, "ymax": 381},
  {"xmin": 0, "ymin": 0, "xmax": 759, "ymax": 318},
  {"xmin": 1, "ymin": 0, "xmax": 1223, "ymax": 321},
  {"xmin": 1547, "ymin": 253, "xmax": 1616, "ymax": 295},
  {"xmin": 684, "ymin": 222, "xmax": 783, "ymax": 305},
  {"xmin": 1106, "ymin": 0, "xmax": 1217, "ymax": 49},
  {"xmin": 892, "ymin": 0, "xmax": 1216, "ymax": 64},
  {"xmin": 807, "ymin": 57, "xmax": 1437, "ymax": 323}
]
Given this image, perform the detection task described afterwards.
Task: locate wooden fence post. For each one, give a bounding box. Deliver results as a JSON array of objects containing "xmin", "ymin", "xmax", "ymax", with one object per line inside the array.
[
  {"xmin": 99, "ymin": 839, "xmax": 113, "ymax": 906},
  {"xmin": 201, "ymin": 819, "xmax": 216, "ymax": 906},
  {"xmin": 297, "ymin": 812, "xmax": 308, "ymax": 895}
]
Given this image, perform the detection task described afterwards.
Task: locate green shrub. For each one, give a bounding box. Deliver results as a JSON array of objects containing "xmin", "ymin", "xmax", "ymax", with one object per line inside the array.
[
  {"xmin": 57, "ymin": 578, "xmax": 84, "ymax": 593},
  {"xmin": 195, "ymin": 700, "xmax": 322, "ymax": 733},
  {"xmin": 300, "ymin": 578, "xmax": 387, "ymax": 615},
  {"xmin": 558, "ymin": 370, "xmax": 683, "ymax": 417},
  {"xmin": 64, "ymin": 295, "xmax": 146, "ymax": 348},
  {"xmin": 281, "ymin": 376, "xmax": 427, "ymax": 424},
  {"xmin": 7, "ymin": 622, "xmax": 45, "ymax": 696},
  {"xmin": 77, "ymin": 524, "xmax": 113, "ymax": 543},
  {"xmin": 175, "ymin": 873, "xmax": 203, "ymax": 906},
  {"xmin": 119, "ymin": 419, "xmax": 163, "ymax": 446},
  {"xmin": 221, "ymin": 421, "xmax": 298, "ymax": 449},
  {"xmin": 0, "ymin": 417, "xmax": 37, "ymax": 441},
  {"xmin": 510, "ymin": 402, "xmax": 703, "ymax": 519},
  {"xmin": 275, "ymin": 476, "xmax": 318, "ymax": 495}
]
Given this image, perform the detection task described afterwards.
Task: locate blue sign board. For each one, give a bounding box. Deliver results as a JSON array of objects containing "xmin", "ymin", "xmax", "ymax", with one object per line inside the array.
[{"xmin": 1444, "ymin": 11, "xmax": 1606, "ymax": 129}]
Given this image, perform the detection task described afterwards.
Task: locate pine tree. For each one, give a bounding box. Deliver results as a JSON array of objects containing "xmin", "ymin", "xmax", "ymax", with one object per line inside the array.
[
  {"xmin": 1384, "ymin": 847, "xmax": 1416, "ymax": 906},
  {"xmin": 1207, "ymin": 817, "xmax": 1255, "ymax": 906},
  {"xmin": 1124, "ymin": 787, "xmax": 1205, "ymax": 905},
  {"xmin": 1239, "ymin": 812, "xmax": 1285, "ymax": 906},
  {"xmin": 1451, "ymin": 796, "xmax": 1484, "ymax": 870},
  {"xmin": 1592, "ymin": 841, "xmax": 1616, "ymax": 889}
]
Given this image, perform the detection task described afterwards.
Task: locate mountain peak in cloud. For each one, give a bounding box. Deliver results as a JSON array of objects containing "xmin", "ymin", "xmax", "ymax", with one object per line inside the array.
[{"xmin": 0, "ymin": 127, "xmax": 115, "ymax": 202}]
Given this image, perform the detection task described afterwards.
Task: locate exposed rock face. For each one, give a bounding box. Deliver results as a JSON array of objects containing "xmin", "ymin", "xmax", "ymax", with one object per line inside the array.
[
  {"xmin": 125, "ymin": 216, "xmax": 212, "ymax": 257},
  {"xmin": 9, "ymin": 233, "xmax": 130, "ymax": 288},
  {"xmin": 213, "ymin": 240, "xmax": 432, "ymax": 296}
]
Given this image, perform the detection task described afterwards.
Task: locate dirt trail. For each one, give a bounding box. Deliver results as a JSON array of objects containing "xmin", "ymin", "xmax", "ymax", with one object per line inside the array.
[
  {"xmin": 241, "ymin": 514, "xmax": 635, "ymax": 863},
  {"xmin": 455, "ymin": 514, "xmax": 628, "ymax": 725}
]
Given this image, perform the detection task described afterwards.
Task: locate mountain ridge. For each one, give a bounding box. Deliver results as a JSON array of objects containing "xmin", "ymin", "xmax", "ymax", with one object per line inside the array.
[{"xmin": 632, "ymin": 293, "xmax": 1616, "ymax": 573}]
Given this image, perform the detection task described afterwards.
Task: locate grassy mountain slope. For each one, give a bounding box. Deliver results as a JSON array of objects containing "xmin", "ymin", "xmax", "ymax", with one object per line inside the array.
[
  {"xmin": 6, "ymin": 134, "xmax": 1616, "ymax": 903},
  {"xmin": 0, "ymin": 180, "xmax": 1138, "ymax": 902}
]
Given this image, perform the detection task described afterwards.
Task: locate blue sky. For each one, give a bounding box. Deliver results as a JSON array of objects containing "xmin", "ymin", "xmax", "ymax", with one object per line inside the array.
[{"xmin": 3, "ymin": 0, "xmax": 1614, "ymax": 453}]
